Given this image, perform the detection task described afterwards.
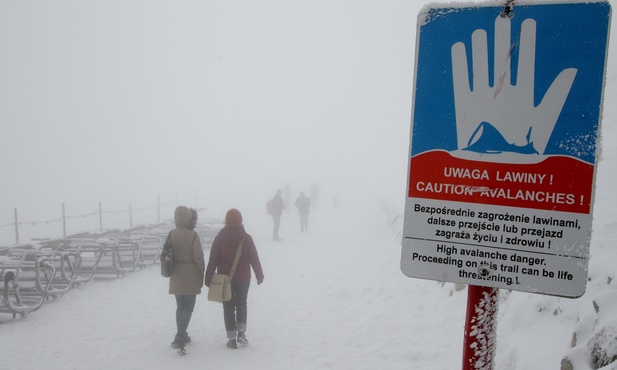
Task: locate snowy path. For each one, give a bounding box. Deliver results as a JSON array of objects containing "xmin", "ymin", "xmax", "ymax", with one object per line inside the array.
[{"xmin": 0, "ymin": 204, "xmax": 466, "ymax": 370}]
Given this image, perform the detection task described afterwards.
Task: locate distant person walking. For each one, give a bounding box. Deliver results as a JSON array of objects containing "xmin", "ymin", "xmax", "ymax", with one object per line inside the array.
[
  {"xmin": 332, "ymin": 193, "xmax": 339, "ymax": 209},
  {"xmin": 205, "ymin": 209, "xmax": 264, "ymax": 349},
  {"xmin": 168, "ymin": 206, "xmax": 205, "ymax": 353},
  {"xmin": 295, "ymin": 191, "xmax": 311, "ymax": 232},
  {"xmin": 267, "ymin": 189, "xmax": 285, "ymax": 241}
]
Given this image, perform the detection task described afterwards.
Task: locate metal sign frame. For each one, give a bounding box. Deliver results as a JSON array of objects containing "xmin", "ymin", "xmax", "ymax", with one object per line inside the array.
[{"xmin": 401, "ymin": 1, "xmax": 611, "ymax": 298}]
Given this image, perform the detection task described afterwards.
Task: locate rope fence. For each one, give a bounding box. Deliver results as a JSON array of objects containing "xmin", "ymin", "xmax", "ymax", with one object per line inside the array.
[
  {"xmin": 0, "ymin": 196, "xmax": 178, "ymax": 245},
  {"xmin": 0, "ymin": 189, "xmax": 250, "ymax": 247}
]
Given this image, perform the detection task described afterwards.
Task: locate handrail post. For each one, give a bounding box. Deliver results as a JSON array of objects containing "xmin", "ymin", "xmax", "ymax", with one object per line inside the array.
[
  {"xmin": 129, "ymin": 204, "xmax": 133, "ymax": 228},
  {"xmin": 62, "ymin": 203, "xmax": 66, "ymax": 238},
  {"xmin": 99, "ymin": 202, "xmax": 103, "ymax": 233},
  {"xmin": 14, "ymin": 208, "xmax": 19, "ymax": 244}
]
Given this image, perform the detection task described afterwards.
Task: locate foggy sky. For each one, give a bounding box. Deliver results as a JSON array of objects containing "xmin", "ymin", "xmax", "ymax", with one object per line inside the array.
[{"xmin": 2, "ymin": 0, "xmax": 615, "ymax": 243}]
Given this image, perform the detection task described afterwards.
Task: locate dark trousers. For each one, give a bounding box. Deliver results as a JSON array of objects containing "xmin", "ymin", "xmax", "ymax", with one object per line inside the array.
[
  {"xmin": 299, "ymin": 212, "xmax": 308, "ymax": 232},
  {"xmin": 175, "ymin": 295, "xmax": 196, "ymax": 339},
  {"xmin": 223, "ymin": 281, "xmax": 250, "ymax": 339},
  {"xmin": 272, "ymin": 214, "xmax": 281, "ymax": 240}
]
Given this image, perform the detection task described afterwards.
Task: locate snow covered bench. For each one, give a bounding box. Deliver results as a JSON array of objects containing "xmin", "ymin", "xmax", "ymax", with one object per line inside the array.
[
  {"xmin": 195, "ymin": 218, "xmax": 224, "ymax": 249},
  {"xmin": 38, "ymin": 239, "xmax": 95, "ymax": 290},
  {"xmin": 107, "ymin": 234, "xmax": 141, "ymax": 273},
  {"xmin": 134, "ymin": 233, "xmax": 164, "ymax": 269},
  {"xmin": 66, "ymin": 238, "xmax": 129, "ymax": 279},
  {"xmin": 0, "ymin": 248, "xmax": 57, "ymax": 318}
]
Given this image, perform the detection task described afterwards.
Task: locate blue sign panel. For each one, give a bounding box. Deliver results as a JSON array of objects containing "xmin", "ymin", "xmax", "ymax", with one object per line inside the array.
[
  {"xmin": 402, "ymin": 1, "xmax": 611, "ymax": 297},
  {"xmin": 412, "ymin": 2, "xmax": 610, "ymax": 161}
]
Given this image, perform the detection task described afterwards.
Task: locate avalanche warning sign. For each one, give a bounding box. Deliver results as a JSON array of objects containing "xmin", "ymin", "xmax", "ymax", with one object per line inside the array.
[{"xmin": 401, "ymin": 1, "xmax": 611, "ymax": 298}]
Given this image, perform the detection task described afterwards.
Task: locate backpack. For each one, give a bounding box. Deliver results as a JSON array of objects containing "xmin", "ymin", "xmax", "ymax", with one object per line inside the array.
[
  {"xmin": 160, "ymin": 231, "xmax": 173, "ymax": 277},
  {"xmin": 266, "ymin": 199, "xmax": 274, "ymax": 215}
]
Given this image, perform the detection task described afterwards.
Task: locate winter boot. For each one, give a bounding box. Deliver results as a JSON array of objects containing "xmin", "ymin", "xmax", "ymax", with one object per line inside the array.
[
  {"xmin": 237, "ymin": 331, "xmax": 248, "ymax": 345},
  {"xmin": 226, "ymin": 338, "xmax": 238, "ymax": 349},
  {"xmin": 171, "ymin": 337, "xmax": 186, "ymax": 350}
]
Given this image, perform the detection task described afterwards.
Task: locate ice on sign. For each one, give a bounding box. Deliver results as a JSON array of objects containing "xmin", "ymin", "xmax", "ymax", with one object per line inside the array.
[{"xmin": 401, "ymin": 2, "xmax": 611, "ymax": 298}]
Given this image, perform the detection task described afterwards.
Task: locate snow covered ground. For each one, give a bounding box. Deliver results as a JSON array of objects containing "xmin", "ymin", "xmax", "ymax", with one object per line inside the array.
[{"xmin": 0, "ymin": 201, "xmax": 469, "ymax": 370}]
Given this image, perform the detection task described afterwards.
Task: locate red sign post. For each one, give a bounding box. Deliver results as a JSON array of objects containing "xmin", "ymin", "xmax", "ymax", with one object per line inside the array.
[{"xmin": 462, "ymin": 286, "xmax": 498, "ymax": 369}]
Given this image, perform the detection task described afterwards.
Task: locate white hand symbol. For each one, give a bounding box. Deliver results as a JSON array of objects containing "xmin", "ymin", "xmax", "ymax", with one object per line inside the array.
[{"xmin": 451, "ymin": 16, "xmax": 577, "ymax": 161}]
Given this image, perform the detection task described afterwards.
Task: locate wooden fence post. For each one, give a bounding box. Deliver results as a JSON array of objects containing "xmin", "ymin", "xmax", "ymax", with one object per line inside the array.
[
  {"xmin": 99, "ymin": 201, "xmax": 103, "ymax": 233},
  {"xmin": 14, "ymin": 208, "xmax": 19, "ymax": 244},
  {"xmin": 62, "ymin": 203, "xmax": 66, "ymax": 238}
]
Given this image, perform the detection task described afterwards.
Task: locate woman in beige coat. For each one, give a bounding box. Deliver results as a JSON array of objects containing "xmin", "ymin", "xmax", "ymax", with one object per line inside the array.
[{"xmin": 169, "ymin": 206, "xmax": 205, "ymax": 351}]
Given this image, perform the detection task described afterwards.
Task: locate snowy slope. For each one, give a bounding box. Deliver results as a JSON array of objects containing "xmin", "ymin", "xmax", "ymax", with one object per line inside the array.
[{"xmin": 0, "ymin": 203, "xmax": 468, "ymax": 370}]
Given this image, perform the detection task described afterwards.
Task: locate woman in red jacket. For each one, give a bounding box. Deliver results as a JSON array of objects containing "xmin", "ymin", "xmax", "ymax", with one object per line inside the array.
[{"xmin": 205, "ymin": 208, "xmax": 265, "ymax": 349}]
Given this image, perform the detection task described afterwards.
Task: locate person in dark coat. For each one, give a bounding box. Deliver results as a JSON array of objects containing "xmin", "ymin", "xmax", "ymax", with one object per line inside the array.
[
  {"xmin": 295, "ymin": 191, "xmax": 311, "ymax": 232},
  {"xmin": 269, "ymin": 189, "xmax": 285, "ymax": 241},
  {"xmin": 169, "ymin": 206, "xmax": 205, "ymax": 351},
  {"xmin": 205, "ymin": 208, "xmax": 265, "ymax": 349}
]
